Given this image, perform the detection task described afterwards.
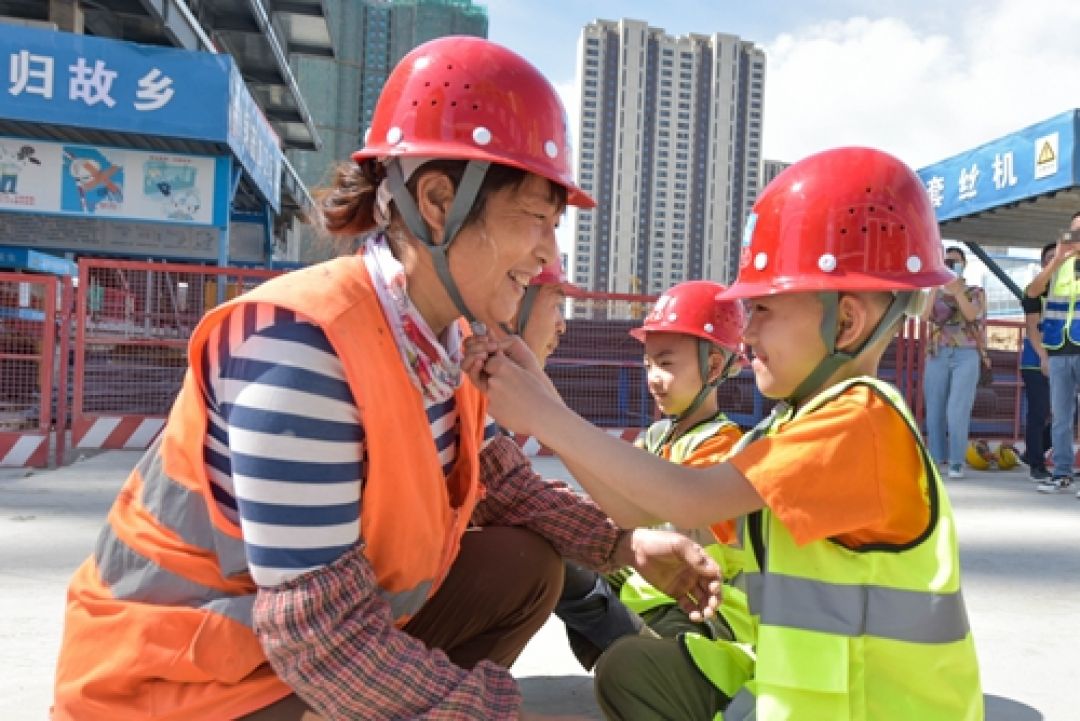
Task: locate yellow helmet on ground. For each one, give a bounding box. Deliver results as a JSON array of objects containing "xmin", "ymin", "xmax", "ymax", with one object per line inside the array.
[
  {"xmin": 966, "ymin": 440, "xmax": 993, "ymax": 470},
  {"xmin": 996, "ymin": 444, "xmax": 1020, "ymax": 471}
]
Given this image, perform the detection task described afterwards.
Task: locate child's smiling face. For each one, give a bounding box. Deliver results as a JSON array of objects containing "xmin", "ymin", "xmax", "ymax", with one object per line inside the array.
[
  {"xmin": 742, "ymin": 292, "xmax": 830, "ymax": 400},
  {"xmin": 643, "ymin": 332, "xmax": 709, "ymax": 416}
]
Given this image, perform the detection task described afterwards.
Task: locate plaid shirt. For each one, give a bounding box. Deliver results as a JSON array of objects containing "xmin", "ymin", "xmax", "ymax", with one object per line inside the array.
[{"xmin": 253, "ymin": 434, "xmax": 622, "ymax": 719}]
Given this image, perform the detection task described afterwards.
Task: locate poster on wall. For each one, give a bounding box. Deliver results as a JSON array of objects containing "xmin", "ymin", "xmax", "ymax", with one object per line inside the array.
[{"xmin": 0, "ymin": 136, "xmax": 226, "ymax": 227}]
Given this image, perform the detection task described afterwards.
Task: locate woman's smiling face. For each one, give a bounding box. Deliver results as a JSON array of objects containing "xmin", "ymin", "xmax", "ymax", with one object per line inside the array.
[{"xmin": 448, "ymin": 173, "xmax": 562, "ymax": 325}]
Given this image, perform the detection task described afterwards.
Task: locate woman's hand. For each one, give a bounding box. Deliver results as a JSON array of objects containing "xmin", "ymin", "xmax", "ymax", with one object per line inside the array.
[
  {"xmin": 462, "ymin": 332, "xmax": 500, "ymax": 382},
  {"xmin": 464, "ymin": 333, "xmax": 555, "ymax": 393}
]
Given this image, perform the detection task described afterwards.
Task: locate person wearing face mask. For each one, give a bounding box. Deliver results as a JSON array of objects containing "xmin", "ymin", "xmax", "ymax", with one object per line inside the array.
[
  {"xmin": 1024, "ymin": 211, "xmax": 1080, "ymax": 495},
  {"xmin": 50, "ymin": 37, "xmax": 721, "ymax": 721},
  {"xmin": 921, "ymin": 246, "xmax": 987, "ymax": 479}
]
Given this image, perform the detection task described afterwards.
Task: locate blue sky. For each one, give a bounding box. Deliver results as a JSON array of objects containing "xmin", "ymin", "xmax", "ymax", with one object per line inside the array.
[{"xmin": 484, "ymin": 0, "xmax": 1080, "ymax": 169}]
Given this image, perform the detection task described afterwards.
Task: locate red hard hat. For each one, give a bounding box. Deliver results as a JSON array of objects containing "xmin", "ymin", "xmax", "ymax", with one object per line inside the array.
[
  {"xmin": 352, "ymin": 36, "xmax": 594, "ymax": 208},
  {"xmin": 718, "ymin": 147, "xmax": 952, "ymax": 301},
  {"xmin": 630, "ymin": 280, "xmax": 745, "ymax": 353}
]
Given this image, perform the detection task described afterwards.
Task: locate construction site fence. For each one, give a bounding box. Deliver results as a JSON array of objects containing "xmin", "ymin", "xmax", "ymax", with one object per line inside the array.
[
  {"xmin": 0, "ymin": 269, "xmax": 1032, "ymax": 466},
  {"xmin": 70, "ymin": 258, "xmax": 283, "ymax": 457},
  {"xmin": 0, "ymin": 272, "xmax": 57, "ymax": 466}
]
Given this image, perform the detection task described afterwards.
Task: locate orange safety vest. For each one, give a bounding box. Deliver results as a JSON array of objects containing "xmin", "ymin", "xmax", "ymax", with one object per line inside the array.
[{"xmin": 53, "ymin": 255, "xmax": 488, "ymax": 720}]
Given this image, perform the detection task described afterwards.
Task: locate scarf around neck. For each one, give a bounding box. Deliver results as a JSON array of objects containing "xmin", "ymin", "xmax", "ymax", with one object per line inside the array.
[{"xmin": 361, "ymin": 233, "xmax": 464, "ymax": 405}]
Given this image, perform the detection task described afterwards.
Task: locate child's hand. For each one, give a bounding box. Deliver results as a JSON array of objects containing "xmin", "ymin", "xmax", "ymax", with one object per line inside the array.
[
  {"xmin": 623, "ymin": 528, "xmax": 723, "ymax": 622},
  {"xmin": 476, "ymin": 347, "xmax": 565, "ymax": 436}
]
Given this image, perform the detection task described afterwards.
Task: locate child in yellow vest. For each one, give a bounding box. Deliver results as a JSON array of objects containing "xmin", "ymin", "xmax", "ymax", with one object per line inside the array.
[
  {"xmin": 555, "ymin": 280, "xmax": 756, "ymax": 670},
  {"xmin": 468, "ymin": 147, "xmax": 983, "ymax": 720},
  {"xmin": 609, "ymin": 279, "xmax": 753, "ymax": 647}
]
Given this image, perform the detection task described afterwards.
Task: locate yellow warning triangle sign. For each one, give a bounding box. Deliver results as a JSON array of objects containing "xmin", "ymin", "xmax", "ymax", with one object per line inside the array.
[{"xmin": 1038, "ymin": 141, "xmax": 1056, "ymax": 165}]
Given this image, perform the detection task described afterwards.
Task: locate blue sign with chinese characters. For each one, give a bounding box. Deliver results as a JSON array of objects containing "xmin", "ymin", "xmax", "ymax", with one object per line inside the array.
[
  {"xmin": 917, "ymin": 110, "xmax": 1079, "ymax": 222},
  {"xmin": 0, "ymin": 24, "xmax": 230, "ymax": 141},
  {"xmin": 226, "ymin": 64, "xmax": 282, "ymax": 212},
  {"xmin": 0, "ymin": 24, "xmax": 281, "ymax": 211}
]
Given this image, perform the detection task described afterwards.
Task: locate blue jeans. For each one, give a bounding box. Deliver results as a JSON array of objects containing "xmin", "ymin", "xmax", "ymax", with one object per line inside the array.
[
  {"xmin": 1048, "ymin": 355, "xmax": 1080, "ymax": 475},
  {"xmin": 923, "ymin": 346, "xmax": 980, "ymax": 466}
]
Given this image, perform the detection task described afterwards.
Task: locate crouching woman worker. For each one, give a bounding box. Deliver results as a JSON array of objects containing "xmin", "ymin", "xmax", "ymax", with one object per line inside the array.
[{"xmin": 52, "ymin": 37, "xmax": 720, "ymax": 721}]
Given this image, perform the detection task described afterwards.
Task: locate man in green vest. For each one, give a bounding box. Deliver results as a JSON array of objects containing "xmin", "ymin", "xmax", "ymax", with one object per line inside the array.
[{"xmin": 1024, "ymin": 212, "xmax": 1080, "ymax": 495}]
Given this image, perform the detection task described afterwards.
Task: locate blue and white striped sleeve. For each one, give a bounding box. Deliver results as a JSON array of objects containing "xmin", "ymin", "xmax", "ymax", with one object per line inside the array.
[{"xmin": 205, "ymin": 303, "xmax": 365, "ymax": 588}]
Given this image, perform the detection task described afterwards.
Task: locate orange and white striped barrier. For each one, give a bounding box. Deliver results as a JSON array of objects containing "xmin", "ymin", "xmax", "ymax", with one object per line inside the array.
[
  {"xmin": 73, "ymin": 416, "xmax": 165, "ymax": 450},
  {"xmin": 0, "ymin": 433, "xmax": 48, "ymax": 467}
]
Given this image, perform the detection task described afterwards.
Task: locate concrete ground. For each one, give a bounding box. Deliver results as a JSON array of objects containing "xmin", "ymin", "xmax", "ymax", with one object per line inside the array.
[{"xmin": 1, "ymin": 451, "xmax": 1078, "ymax": 720}]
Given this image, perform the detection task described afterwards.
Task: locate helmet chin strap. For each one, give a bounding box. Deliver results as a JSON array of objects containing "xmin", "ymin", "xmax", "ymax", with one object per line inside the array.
[
  {"xmin": 661, "ymin": 341, "xmax": 738, "ymax": 445},
  {"xmin": 514, "ymin": 284, "xmax": 541, "ymax": 335},
  {"xmin": 786, "ymin": 291, "xmax": 913, "ymax": 405},
  {"xmin": 385, "ymin": 158, "xmax": 491, "ymax": 328}
]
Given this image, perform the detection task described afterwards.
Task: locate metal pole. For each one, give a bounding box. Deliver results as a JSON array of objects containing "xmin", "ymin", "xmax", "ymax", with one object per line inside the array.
[{"xmin": 962, "ymin": 240, "xmax": 1024, "ymax": 301}]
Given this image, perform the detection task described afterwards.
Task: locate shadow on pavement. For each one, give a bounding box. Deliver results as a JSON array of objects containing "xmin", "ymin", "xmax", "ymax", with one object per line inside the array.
[
  {"xmin": 986, "ymin": 694, "xmax": 1042, "ymax": 720},
  {"xmin": 519, "ymin": 675, "xmax": 602, "ymax": 719}
]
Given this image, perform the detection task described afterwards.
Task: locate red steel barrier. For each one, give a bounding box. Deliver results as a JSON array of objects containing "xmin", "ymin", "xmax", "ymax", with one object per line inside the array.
[
  {"xmin": 0, "ymin": 272, "xmax": 56, "ymax": 467},
  {"xmin": 71, "ymin": 258, "xmax": 282, "ymax": 452},
  {"xmin": 58, "ymin": 263, "xmax": 1029, "ymax": 461}
]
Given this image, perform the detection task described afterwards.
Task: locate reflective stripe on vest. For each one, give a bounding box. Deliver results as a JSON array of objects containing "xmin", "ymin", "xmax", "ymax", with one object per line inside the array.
[
  {"xmin": 93, "ymin": 436, "xmax": 256, "ymax": 626},
  {"xmin": 134, "ymin": 441, "xmax": 249, "ymax": 577},
  {"xmin": 95, "ymin": 522, "xmax": 256, "ymax": 626},
  {"xmin": 379, "ymin": 580, "xmax": 434, "ymax": 621},
  {"xmin": 1041, "ymin": 261, "xmax": 1080, "ymax": 349},
  {"xmin": 98, "ymin": 436, "xmax": 437, "ymax": 626},
  {"xmin": 754, "ymin": 573, "xmax": 968, "ymax": 644}
]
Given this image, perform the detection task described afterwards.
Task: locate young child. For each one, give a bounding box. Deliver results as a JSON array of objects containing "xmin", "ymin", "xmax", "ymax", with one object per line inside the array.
[
  {"xmin": 506, "ymin": 260, "xmax": 653, "ymax": 670},
  {"xmin": 468, "ymin": 147, "xmax": 983, "ymax": 720},
  {"xmin": 552, "ymin": 280, "xmax": 755, "ymax": 670},
  {"xmin": 609, "ymin": 280, "xmax": 754, "ymax": 646}
]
